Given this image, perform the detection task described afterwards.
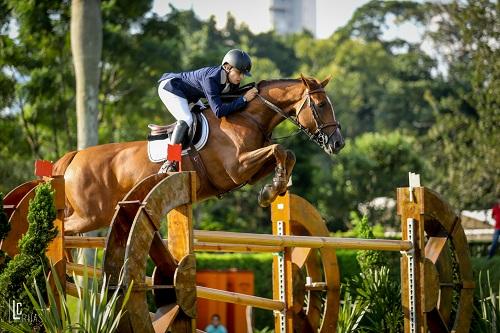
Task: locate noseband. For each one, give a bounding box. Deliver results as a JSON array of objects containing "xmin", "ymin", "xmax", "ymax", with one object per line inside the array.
[{"xmin": 257, "ymin": 88, "xmax": 340, "ymax": 150}]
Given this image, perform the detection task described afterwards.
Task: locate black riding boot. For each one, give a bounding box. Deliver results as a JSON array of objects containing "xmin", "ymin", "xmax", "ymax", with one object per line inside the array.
[{"xmin": 158, "ymin": 120, "xmax": 189, "ymax": 173}]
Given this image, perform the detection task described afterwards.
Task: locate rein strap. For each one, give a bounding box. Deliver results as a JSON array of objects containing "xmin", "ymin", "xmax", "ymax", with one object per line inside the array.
[{"xmin": 257, "ymin": 90, "xmax": 338, "ymax": 149}]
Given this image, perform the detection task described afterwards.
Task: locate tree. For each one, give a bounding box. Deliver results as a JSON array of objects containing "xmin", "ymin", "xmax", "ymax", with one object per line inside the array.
[
  {"xmin": 336, "ymin": 0, "xmax": 429, "ymax": 46},
  {"xmin": 312, "ymin": 132, "xmax": 426, "ymax": 229},
  {"xmin": 71, "ymin": 0, "xmax": 102, "ymax": 149},
  {"xmin": 423, "ymin": 0, "xmax": 500, "ymax": 208},
  {"xmin": 0, "ymin": 1, "xmax": 75, "ymax": 191}
]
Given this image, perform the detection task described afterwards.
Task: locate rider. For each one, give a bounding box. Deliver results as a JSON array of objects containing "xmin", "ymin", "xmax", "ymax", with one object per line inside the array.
[{"xmin": 157, "ymin": 49, "xmax": 259, "ymax": 173}]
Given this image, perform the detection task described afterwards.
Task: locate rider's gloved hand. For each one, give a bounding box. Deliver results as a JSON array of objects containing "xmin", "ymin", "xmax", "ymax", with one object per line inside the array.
[{"xmin": 243, "ymin": 87, "xmax": 258, "ymax": 102}]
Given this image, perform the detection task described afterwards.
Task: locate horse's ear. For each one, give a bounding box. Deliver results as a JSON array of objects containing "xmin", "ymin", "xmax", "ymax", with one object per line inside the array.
[
  {"xmin": 320, "ymin": 75, "xmax": 332, "ymax": 87},
  {"xmin": 300, "ymin": 74, "xmax": 310, "ymax": 88}
]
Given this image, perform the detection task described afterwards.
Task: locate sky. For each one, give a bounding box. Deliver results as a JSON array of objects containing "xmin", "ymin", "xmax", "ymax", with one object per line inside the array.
[{"xmin": 153, "ymin": 0, "xmax": 373, "ymax": 39}]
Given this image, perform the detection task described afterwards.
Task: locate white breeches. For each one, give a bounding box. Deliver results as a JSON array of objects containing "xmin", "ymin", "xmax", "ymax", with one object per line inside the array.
[{"xmin": 158, "ymin": 79, "xmax": 193, "ymax": 127}]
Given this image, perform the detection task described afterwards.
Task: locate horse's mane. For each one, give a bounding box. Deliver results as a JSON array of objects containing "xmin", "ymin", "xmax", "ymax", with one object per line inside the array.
[
  {"xmin": 257, "ymin": 77, "xmax": 321, "ymax": 91},
  {"xmin": 257, "ymin": 78, "xmax": 299, "ymax": 89}
]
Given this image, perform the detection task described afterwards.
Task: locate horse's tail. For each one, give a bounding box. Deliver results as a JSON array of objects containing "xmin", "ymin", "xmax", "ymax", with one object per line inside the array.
[{"xmin": 53, "ymin": 150, "xmax": 78, "ymax": 176}]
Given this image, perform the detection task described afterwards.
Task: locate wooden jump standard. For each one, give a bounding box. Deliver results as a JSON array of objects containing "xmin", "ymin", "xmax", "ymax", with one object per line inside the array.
[{"xmin": 3, "ymin": 171, "xmax": 473, "ymax": 333}]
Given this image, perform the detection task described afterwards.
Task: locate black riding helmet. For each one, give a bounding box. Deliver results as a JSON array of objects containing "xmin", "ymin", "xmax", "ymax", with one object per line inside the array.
[{"xmin": 222, "ymin": 49, "xmax": 252, "ymax": 77}]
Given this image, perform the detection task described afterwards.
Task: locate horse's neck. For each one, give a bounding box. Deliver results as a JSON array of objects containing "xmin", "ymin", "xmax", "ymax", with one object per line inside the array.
[{"xmin": 248, "ymin": 81, "xmax": 305, "ymax": 134}]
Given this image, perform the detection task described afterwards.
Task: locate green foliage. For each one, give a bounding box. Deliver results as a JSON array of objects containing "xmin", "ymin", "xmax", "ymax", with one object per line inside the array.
[
  {"xmin": 248, "ymin": 57, "xmax": 282, "ymax": 82},
  {"xmin": 346, "ymin": 267, "xmax": 403, "ymax": 332},
  {"xmin": 337, "ymin": 0, "xmax": 429, "ymax": 43},
  {"xmin": 252, "ymin": 327, "xmax": 273, "ymax": 333},
  {"xmin": 352, "ymin": 213, "xmax": 386, "ymax": 272},
  {"xmin": 470, "ymin": 270, "xmax": 500, "ymax": 332},
  {"xmin": 194, "ymin": 184, "xmax": 271, "ymax": 234},
  {"xmin": 0, "ymin": 260, "xmax": 133, "ymax": 333},
  {"xmin": 471, "ymin": 256, "xmax": 500, "ymax": 297},
  {"xmin": 251, "ymin": 31, "xmax": 299, "ymax": 76},
  {"xmin": 423, "ymin": 0, "xmax": 500, "ymax": 209},
  {"xmin": 336, "ymin": 249, "xmax": 361, "ymax": 282},
  {"xmin": 1, "ymin": 0, "xmax": 497, "ymax": 244},
  {"xmin": 340, "ymin": 212, "xmax": 402, "ymax": 331},
  {"xmin": 19, "ymin": 184, "xmax": 57, "ymax": 256},
  {"xmin": 0, "ymin": 182, "xmax": 57, "ymax": 323},
  {"xmin": 312, "ymin": 131, "xmax": 425, "ymax": 228},
  {"xmin": 336, "ymin": 288, "xmax": 366, "ymax": 333}
]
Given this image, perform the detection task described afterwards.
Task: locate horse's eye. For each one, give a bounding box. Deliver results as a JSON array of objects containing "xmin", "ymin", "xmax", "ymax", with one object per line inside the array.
[{"xmin": 318, "ymin": 102, "xmax": 326, "ymax": 108}]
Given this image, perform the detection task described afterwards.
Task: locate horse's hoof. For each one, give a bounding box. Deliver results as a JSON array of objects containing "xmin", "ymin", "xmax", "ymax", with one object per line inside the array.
[{"xmin": 258, "ymin": 185, "xmax": 275, "ymax": 207}]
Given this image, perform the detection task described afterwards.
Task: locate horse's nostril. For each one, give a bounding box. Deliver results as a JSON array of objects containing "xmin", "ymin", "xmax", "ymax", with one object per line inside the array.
[{"xmin": 332, "ymin": 140, "xmax": 344, "ymax": 151}]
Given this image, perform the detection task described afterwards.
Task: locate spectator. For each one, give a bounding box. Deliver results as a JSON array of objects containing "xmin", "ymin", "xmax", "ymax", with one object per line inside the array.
[
  {"xmin": 488, "ymin": 200, "xmax": 500, "ymax": 259},
  {"xmin": 205, "ymin": 314, "xmax": 227, "ymax": 333}
]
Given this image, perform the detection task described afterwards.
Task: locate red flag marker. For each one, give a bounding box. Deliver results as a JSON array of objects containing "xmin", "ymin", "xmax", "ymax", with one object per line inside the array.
[
  {"xmin": 34, "ymin": 160, "xmax": 53, "ymax": 177},
  {"xmin": 167, "ymin": 144, "xmax": 182, "ymax": 172}
]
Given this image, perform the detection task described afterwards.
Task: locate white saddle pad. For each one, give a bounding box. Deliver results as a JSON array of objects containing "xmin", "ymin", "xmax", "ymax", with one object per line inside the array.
[{"xmin": 147, "ymin": 113, "xmax": 210, "ymax": 163}]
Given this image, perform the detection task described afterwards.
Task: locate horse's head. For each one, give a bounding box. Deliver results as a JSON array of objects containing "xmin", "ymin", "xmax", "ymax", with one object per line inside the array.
[{"xmin": 294, "ymin": 75, "xmax": 344, "ymax": 155}]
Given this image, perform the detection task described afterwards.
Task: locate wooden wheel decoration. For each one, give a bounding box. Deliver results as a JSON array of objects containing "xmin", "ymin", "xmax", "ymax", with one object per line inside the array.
[
  {"xmin": 102, "ymin": 172, "xmax": 197, "ymax": 333},
  {"xmin": 272, "ymin": 193, "xmax": 340, "ymax": 333},
  {"xmin": 1, "ymin": 179, "xmax": 42, "ymax": 257},
  {"xmin": 398, "ymin": 186, "xmax": 473, "ymax": 333},
  {"xmin": 1, "ymin": 168, "xmax": 475, "ymax": 333}
]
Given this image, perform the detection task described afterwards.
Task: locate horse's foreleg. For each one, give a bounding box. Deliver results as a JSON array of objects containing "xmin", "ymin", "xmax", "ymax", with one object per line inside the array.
[
  {"xmin": 256, "ymin": 149, "xmax": 296, "ymax": 207},
  {"xmin": 231, "ymin": 144, "xmax": 293, "ymax": 207},
  {"xmin": 283, "ymin": 149, "xmax": 296, "ymax": 180},
  {"xmin": 248, "ymin": 149, "xmax": 296, "ymax": 186}
]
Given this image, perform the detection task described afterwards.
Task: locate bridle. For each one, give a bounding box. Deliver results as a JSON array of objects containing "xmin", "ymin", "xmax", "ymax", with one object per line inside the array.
[{"xmin": 257, "ymin": 87, "xmax": 341, "ymax": 150}]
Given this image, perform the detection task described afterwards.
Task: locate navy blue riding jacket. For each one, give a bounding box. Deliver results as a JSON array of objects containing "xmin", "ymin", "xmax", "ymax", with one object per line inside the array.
[{"xmin": 159, "ymin": 66, "xmax": 246, "ymax": 118}]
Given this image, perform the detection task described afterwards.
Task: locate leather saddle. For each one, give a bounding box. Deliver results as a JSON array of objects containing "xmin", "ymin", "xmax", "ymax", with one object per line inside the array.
[{"xmin": 148, "ymin": 105, "xmax": 205, "ymax": 149}]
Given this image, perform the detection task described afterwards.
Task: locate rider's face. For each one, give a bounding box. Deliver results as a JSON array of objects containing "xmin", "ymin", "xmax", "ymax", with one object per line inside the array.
[{"xmin": 227, "ymin": 67, "xmax": 244, "ymax": 85}]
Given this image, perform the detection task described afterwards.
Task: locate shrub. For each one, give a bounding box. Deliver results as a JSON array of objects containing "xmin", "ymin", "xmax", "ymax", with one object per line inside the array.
[
  {"xmin": 336, "ymin": 288, "xmax": 366, "ymax": 333},
  {"xmin": 340, "ymin": 212, "xmax": 403, "ymax": 331},
  {"xmin": 352, "ymin": 212, "xmax": 386, "ymax": 271},
  {"xmin": 0, "ymin": 182, "xmax": 57, "ymax": 325},
  {"xmin": 346, "ymin": 267, "xmax": 403, "ymax": 332}
]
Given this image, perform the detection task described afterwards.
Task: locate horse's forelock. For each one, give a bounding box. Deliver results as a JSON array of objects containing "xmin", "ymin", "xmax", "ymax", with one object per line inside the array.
[{"xmin": 303, "ymin": 76, "xmax": 323, "ymax": 90}]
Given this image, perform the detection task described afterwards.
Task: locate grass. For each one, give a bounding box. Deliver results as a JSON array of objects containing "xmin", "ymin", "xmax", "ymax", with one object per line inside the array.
[{"xmin": 472, "ymin": 255, "xmax": 500, "ymax": 296}]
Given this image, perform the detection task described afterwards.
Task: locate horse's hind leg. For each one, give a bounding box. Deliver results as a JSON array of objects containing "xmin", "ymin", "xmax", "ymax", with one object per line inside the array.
[{"xmin": 64, "ymin": 212, "xmax": 98, "ymax": 235}]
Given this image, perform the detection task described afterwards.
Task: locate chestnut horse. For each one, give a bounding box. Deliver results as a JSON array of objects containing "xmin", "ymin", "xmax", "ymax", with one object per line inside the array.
[{"xmin": 54, "ymin": 75, "xmax": 344, "ymax": 234}]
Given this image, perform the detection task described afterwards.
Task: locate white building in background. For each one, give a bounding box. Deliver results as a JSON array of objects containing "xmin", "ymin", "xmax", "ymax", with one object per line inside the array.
[{"xmin": 270, "ymin": 0, "xmax": 316, "ymax": 36}]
